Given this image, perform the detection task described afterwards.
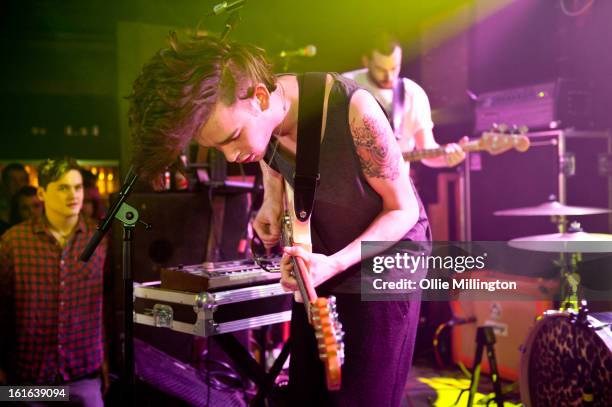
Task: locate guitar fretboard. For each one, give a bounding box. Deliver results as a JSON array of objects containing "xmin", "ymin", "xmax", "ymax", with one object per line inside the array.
[
  {"xmin": 401, "ymin": 132, "xmax": 528, "ymax": 162},
  {"xmin": 402, "ymin": 140, "xmax": 481, "ymax": 162}
]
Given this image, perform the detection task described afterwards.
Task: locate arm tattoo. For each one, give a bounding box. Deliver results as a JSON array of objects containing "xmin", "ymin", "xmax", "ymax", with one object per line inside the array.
[{"xmin": 352, "ymin": 114, "xmax": 400, "ymax": 180}]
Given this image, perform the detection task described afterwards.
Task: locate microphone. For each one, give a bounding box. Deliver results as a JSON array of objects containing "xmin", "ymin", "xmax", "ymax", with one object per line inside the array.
[
  {"xmin": 209, "ymin": 0, "xmax": 247, "ymax": 16},
  {"xmin": 279, "ymin": 45, "xmax": 317, "ymax": 58}
]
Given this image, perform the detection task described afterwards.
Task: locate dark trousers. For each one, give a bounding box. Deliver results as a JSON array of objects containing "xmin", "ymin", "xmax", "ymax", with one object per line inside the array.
[{"xmin": 288, "ymin": 293, "xmax": 421, "ymax": 407}]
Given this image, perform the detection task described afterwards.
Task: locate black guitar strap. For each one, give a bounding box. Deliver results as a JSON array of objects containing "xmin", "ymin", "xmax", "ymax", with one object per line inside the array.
[{"xmin": 294, "ymin": 72, "xmax": 327, "ymax": 222}]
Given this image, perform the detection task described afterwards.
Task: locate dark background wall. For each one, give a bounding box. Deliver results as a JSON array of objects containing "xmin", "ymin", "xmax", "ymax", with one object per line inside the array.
[{"xmin": 1, "ymin": 0, "xmax": 610, "ymax": 161}]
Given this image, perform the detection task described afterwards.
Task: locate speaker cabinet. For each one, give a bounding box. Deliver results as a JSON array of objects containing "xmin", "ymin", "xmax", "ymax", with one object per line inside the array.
[{"xmin": 111, "ymin": 191, "xmax": 212, "ymax": 283}]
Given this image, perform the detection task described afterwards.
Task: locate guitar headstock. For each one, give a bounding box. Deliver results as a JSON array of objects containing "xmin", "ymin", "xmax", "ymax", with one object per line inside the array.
[
  {"xmin": 480, "ymin": 123, "xmax": 530, "ymax": 155},
  {"xmin": 311, "ymin": 296, "xmax": 345, "ymax": 391}
]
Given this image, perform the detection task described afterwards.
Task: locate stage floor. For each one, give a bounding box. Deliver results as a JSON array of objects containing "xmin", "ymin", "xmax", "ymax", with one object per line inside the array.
[{"xmin": 403, "ymin": 361, "xmax": 522, "ymax": 407}]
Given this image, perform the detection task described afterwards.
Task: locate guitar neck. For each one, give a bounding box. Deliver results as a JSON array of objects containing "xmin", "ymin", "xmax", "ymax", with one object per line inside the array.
[
  {"xmin": 281, "ymin": 218, "xmax": 314, "ymax": 297},
  {"xmin": 284, "ymin": 225, "xmax": 319, "ymax": 318},
  {"xmin": 293, "ymin": 252, "xmax": 318, "ymax": 302},
  {"xmin": 402, "ymin": 140, "xmax": 482, "ymax": 162},
  {"xmin": 281, "ymin": 181, "xmax": 319, "ymax": 313}
]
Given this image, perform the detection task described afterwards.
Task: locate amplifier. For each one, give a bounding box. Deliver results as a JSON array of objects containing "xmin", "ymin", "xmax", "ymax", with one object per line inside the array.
[
  {"xmin": 450, "ymin": 272, "xmax": 556, "ymax": 381},
  {"xmin": 475, "ymin": 79, "xmax": 594, "ymax": 132}
]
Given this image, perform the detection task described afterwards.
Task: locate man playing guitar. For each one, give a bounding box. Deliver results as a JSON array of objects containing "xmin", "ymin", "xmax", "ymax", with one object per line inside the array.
[
  {"xmin": 344, "ymin": 34, "xmax": 467, "ymax": 168},
  {"xmin": 129, "ymin": 34, "xmax": 429, "ymax": 406}
]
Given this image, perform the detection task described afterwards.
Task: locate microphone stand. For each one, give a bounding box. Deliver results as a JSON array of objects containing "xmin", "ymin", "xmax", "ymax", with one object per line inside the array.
[
  {"xmin": 79, "ymin": 167, "xmax": 150, "ymax": 402},
  {"xmin": 220, "ymin": 10, "xmax": 242, "ymax": 41}
]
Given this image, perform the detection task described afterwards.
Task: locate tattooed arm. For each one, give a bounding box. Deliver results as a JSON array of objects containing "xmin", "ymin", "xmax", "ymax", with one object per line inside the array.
[
  {"xmin": 281, "ymin": 89, "xmax": 419, "ymax": 288},
  {"xmin": 328, "ymin": 89, "xmax": 419, "ymax": 269}
]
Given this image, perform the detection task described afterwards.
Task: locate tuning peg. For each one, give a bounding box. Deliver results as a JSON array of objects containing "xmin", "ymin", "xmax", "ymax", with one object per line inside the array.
[
  {"xmin": 518, "ymin": 125, "xmax": 529, "ymax": 134},
  {"xmin": 498, "ymin": 123, "xmax": 508, "ymax": 133}
]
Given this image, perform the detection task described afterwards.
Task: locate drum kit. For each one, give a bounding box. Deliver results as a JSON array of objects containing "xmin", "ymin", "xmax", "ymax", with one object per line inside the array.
[{"xmin": 493, "ymin": 199, "xmax": 612, "ymax": 406}]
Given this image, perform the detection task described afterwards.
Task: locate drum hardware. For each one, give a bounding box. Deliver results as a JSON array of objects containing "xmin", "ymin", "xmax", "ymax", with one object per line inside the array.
[
  {"xmin": 497, "ymin": 198, "xmax": 612, "ymax": 404},
  {"xmin": 509, "ymin": 222, "xmax": 612, "ymax": 310},
  {"xmin": 508, "ymin": 227, "xmax": 612, "ymax": 253},
  {"xmin": 520, "ymin": 302, "xmax": 612, "ymax": 406},
  {"xmin": 454, "ymin": 326, "xmax": 505, "ymax": 407},
  {"xmin": 599, "ymin": 152, "xmax": 612, "ymax": 176},
  {"xmin": 494, "ymin": 199, "xmax": 612, "ymax": 217},
  {"xmin": 494, "ymin": 195, "xmax": 612, "ymax": 237}
]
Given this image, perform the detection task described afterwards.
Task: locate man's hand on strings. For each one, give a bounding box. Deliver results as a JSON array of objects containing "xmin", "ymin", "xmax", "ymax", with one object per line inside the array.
[
  {"xmin": 279, "ymin": 246, "xmax": 342, "ymax": 294},
  {"xmin": 443, "ymin": 136, "xmax": 469, "ymax": 167}
]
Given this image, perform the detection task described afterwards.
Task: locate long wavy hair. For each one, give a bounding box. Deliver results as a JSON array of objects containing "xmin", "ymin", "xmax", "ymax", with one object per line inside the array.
[{"xmin": 128, "ymin": 33, "xmax": 276, "ymax": 187}]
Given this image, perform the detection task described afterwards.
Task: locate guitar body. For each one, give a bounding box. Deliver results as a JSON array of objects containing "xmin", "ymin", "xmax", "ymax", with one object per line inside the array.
[{"xmin": 282, "ymin": 179, "xmax": 345, "ymax": 391}]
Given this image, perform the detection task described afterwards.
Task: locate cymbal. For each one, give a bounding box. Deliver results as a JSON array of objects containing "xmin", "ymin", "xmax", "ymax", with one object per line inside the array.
[
  {"xmin": 494, "ymin": 201, "xmax": 612, "ymax": 216},
  {"xmin": 509, "ymin": 231, "xmax": 612, "ymax": 253}
]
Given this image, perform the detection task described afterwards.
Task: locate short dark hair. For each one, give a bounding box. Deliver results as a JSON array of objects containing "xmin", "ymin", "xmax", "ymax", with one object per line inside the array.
[
  {"xmin": 37, "ymin": 157, "xmax": 82, "ymax": 190},
  {"xmin": 1, "ymin": 163, "xmax": 27, "ymax": 187},
  {"xmin": 9, "ymin": 185, "xmax": 38, "ymax": 224},
  {"xmin": 129, "ymin": 32, "xmax": 276, "ymax": 186},
  {"xmin": 370, "ymin": 33, "xmax": 401, "ymax": 56}
]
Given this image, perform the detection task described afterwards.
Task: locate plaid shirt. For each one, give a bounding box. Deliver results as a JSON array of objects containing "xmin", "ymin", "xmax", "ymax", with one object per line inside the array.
[{"xmin": 0, "ymin": 215, "xmax": 107, "ymax": 384}]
